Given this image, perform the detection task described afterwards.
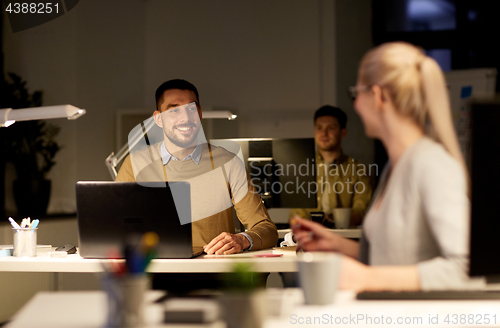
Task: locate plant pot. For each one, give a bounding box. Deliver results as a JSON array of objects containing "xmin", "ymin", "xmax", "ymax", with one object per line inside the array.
[
  {"xmin": 13, "ymin": 179, "xmax": 51, "ymax": 216},
  {"xmin": 219, "ymin": 290, "xmax": 267, "ymax": 328}
]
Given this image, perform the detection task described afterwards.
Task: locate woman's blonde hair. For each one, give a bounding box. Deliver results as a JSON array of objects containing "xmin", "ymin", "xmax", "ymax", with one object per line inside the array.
[{"xmin": 358, "ymin": 42, "xmax": 466, "ymax": 173}]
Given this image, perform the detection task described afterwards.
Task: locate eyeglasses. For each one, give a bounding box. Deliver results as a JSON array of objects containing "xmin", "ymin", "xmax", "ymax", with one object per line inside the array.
[{"xmin": 347, "ymin": 85, "xmax": 372, "ymax": 101}]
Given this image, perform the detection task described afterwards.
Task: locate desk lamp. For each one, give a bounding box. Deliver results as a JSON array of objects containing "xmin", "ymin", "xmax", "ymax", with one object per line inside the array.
[
  {"xmin": 202, "ymin": 111, "xmax": 237, "ymax": 120},
  {"xmin": 0, "ymin": 104, "xmax": 86, "ymax": 127}
]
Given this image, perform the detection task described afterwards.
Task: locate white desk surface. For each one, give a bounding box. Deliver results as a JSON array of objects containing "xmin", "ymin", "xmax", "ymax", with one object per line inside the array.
[
  {"xmin": 266, "ymin": 290, "xmax": 500, "ymax": 328},
  {"xmin": 5, "ymin": 290, "xmax": 225, "ymax": 328},
  {"xmin": 278, "ymin": 229, "xmax": 361, "ymax": 239},
  {"xmin": 7, "ymin": 290, "xmax": 500, "ymax": 328},
  {"xmin": 0, "ymin": 247, "xmax": 298, "ymax": 273}
]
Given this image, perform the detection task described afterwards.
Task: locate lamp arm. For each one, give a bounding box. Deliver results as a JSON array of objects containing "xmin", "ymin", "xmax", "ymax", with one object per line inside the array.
[
  {"xmin": 105, "ymin": 117, "xmax": 157, "ymax": 179},
  {"xmin": 0, "ymin": 105, "xmax": 86, "ymax": 127}
]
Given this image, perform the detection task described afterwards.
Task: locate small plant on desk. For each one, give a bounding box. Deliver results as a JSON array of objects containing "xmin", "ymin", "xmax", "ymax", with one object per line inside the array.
[{"xmin": 220, "ymin": 262, "xmax": 267, "ymax": 328}]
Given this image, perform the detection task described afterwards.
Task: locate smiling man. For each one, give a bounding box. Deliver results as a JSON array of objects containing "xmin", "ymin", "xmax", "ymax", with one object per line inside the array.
[
  {"xmin": 290, "ymin": 105, "xmax": 372, "ymax": 227},
  {"xmin": 116, "ymin": 79, "xmax": 278, "ymax": 256}
]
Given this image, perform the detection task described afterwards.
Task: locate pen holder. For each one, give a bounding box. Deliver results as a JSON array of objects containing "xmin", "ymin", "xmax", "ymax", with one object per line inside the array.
[
  {"xmin": 12, "ymin": 228, "xmax": 37, "ymax": 257},
  {"xmin": 103, "ymin": 274, "xmax": 150, "ymax": 328}
]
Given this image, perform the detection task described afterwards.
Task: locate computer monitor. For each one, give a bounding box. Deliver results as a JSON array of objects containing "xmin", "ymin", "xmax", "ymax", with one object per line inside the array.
[
  {"xmin": 469, "ymin": 99, "xmax": 500, "ymax": 279},
  {"xmin": 209, "ymin": 138, "xmax": 317, "ymax": 209}
]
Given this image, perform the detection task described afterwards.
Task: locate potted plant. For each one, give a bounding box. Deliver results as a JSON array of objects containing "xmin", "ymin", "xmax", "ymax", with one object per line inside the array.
[
  {"xmin": 219, "ymin": 262, "xmax": 268, "ymax": 328},
  {"xmin": 0, "ymin": 73, "xmax": 60, "ymax": 216}
]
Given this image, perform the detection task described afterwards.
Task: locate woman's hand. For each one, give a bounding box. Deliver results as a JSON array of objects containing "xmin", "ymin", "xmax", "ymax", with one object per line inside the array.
[
  {"xmin": 291, "ymin": 216, "xmax": 343, "ymax": 252},
  {"xmin": 339, "ymin": 256, "xmax": 420, "ymax": 292},
  {"xmin": 339, "ymin": 256, "xmax": 370, "ymax": 292}
]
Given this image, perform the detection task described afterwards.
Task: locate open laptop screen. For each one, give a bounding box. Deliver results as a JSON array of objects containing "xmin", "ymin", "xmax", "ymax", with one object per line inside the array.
[{"xmin": 76, "ymin": 181, "xmax": 193, "ymax": 259}]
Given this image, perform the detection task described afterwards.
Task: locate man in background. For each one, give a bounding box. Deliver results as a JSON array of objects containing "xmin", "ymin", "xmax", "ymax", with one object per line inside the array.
[{"xmin": 290, "ymin": 105, "xmax": 372, "ymax": 227}]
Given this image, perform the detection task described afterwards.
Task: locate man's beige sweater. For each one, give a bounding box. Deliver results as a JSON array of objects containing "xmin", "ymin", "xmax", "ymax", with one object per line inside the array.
[{"xmin": 116, "ymin": 142, "xmax": 278, "ymax": 251}]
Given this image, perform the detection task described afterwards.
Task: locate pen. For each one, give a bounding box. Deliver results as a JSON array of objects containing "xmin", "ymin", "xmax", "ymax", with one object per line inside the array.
[
  {"xmin": 31, "ymin": 219, "xmax": 39, "ymax": 229},
  {"xmin": 139, "ymin": 232, "xmax": 159, "ymax": 272},
  {"xmin": 8, "ymin": 217, "xmax": 21, "ymax": 229},
  {"xmin": 141, "ymin": 249, "xmax": 157, "ymax": 272}
]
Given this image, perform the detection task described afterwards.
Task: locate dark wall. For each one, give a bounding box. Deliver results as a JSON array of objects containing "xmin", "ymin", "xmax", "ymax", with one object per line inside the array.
[
  {"xmin": 1, "ymin": 1, "xmax": 4, "ymax": 216},
  {"xmin": 335, "ymin": 0, "xmax": 374, "ymax": 166},
  {"xmin": 1, "ymin": 0, "xmax": 4, "ymax": 79},
  {"xmin": 372, "ymin": 0, "xmax": 500, "ymax": 91}
]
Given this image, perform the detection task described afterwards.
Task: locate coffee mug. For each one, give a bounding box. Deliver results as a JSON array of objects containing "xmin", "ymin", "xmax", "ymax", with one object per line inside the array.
[
  {"xmin": 333, "ymin": 208, "xmax": 351, "ymax": 229},
  {"xmin": 297, "ymin": 252, "xmax": 341, "ymax": 305}
]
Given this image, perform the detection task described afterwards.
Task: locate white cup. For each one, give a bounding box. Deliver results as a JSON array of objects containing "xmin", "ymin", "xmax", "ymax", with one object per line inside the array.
[
  {"xmin": 297, "ymin": 252, "xmax": 341, "ymax": 305},
  {"xmin": 333, "ymin": 208, "xmax": 351, "ymax": 229}
]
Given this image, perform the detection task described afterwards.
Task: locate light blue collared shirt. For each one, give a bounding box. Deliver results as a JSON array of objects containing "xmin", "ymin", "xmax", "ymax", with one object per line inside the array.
[
  {"xmin": 240, "ymin": 232, "xmax": 253, "ymax": 251},
  {"xmin": 160, "ymin": 141, "xmax": 202, "ymax": 165},
  {"xmin": 160, "ymin": 140, "xmax": 253, "ymax": 250}
]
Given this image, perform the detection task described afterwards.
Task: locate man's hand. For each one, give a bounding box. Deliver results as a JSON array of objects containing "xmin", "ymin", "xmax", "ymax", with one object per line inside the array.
[{"xmin": 203, "ymin": 232, "xmax": 250, "ymax": 255}]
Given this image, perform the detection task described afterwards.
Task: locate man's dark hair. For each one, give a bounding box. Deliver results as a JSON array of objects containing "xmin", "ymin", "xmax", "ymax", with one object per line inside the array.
[
  {"xmin": 314, "ymin": 105, "xmax": 347, "ymax": 129},
  {"xmin": 155, "ymin": 79, "xmax": 200, "ymax": 111}
]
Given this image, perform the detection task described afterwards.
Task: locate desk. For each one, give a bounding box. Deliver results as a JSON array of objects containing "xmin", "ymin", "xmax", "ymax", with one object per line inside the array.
[
  {"xmin": 267, "ymin": 291, "xmax": 500, "ymax": 328},
  {"xmin": 278, "ymin": 229, "xmax": 361, "ymax": 239},
  {"xmin": 4, "ymin": 291, "xmax": 225, "ymax": 328},
  {"xmin": 7, "ymin": 290, "xmax": 500, "ymax": 328},
  {"xmin": 0, "ymin": 247, "xmax": 298, "ymax": 273}
]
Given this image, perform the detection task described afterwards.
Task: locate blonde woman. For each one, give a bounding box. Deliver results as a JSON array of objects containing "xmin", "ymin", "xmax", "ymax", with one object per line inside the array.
[{"xmin": 292, "ymin": 42, "xmax": 484, "ymax": 291}]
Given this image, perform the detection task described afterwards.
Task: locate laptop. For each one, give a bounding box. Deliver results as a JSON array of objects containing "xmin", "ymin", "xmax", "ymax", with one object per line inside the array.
[{"xmin": 76, "ymin": 181, "xmax": 200, "ymax": 259}]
